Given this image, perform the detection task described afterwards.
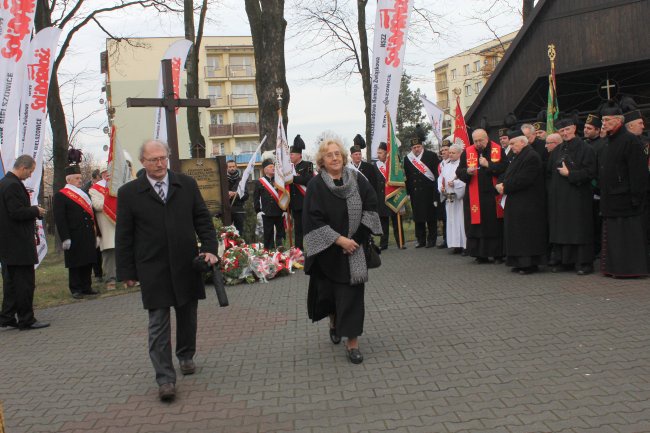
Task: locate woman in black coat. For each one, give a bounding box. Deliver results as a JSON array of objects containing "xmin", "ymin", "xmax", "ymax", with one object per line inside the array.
[
  {"xmin": 496, "ymin": 135, "xmax": 547, "ymax": 274},
  {"xmin": 303, "ymin": 135, "xmax": 382, "ymax": 365}
]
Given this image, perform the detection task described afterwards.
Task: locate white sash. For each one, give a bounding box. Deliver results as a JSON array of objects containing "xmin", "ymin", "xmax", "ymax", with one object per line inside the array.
[
  {"xmin": 64, "ymin": 184, "xmax": 93, "ymax": 208},
  {"xmin": 376, "ymin": 160, "xmax": 387, "ymax": 180},
  {"xmin": 259, "ymin": 177, "xmax": 280, "ymax": 203},
  {"xmin": 407, "ymin": 151, "xmax": 436, "ymax": 182}
]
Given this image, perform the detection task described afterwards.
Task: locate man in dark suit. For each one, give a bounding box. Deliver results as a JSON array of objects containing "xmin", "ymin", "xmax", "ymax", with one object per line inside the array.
[
  {"xmin": 226, "ymin": 160, "xmax": 248, "ymax": 237},
  {"xmin": 53, "ymin": 164, "xmax": 99, "ymax": 299},
  {"xmin": 289, "ymin": 135, "xmax": 314, "ymax": 250},
  {"xmin": 348, "ymin": 134, "xmax": 377, "ymax": 188},
  {"xmin": 254, "ymin": 159, "xmax": 285, "ymax": 249},
  {"xmin": 0, "ymin": 155, "xmax": 49, "ymax": 330},
  {"xmin": 116, "ymin": 139, "xmax": 218, "ymax": 402},
  {"xmin": 404, "ymin": 129, "xmax": 440, "ymax": 248}
]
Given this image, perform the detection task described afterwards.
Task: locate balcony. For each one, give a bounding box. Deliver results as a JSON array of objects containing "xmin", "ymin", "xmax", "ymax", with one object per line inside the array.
[
  {"xmin": 204, "ymin": 66, "xmax": 227, "ymax": 78},
  {"xmin": 230, "ymin": 94, "xmax": 257, "ymax": 107},
  {"xmin": 208, "ymin": 95, "xmax": 228, "ymax": 108},
  {"xmin": 209, "ymin": 124, "xmax": 232, "ymax": 137},
  {"xmin": 224, "ymin": 152, "xmax": 262, "ymax": 165},
  {"xmin": 435, "ymin": 80, "xmax": 448, "ymax": 91},
  {"xmin": 233, "ymin": 122, "xmax": 259, "ymax": 135},
  {"xmin": 228, "ymin": 64, "xmax": 256, "ymax": 78},
  {"xmin": 438, "ymin": 100, "xmax": 449, "ymax": 110}
]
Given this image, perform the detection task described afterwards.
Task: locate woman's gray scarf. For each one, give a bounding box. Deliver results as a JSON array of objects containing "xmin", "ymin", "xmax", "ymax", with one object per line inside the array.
[{"xmin": 320, "ymin": 167, "xmax": 367, "ymax": 284}]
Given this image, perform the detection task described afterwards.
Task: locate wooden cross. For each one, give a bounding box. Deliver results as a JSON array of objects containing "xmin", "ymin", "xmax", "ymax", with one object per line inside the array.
[
  {"xmin": 601, "ymin": 78, "xmax": 616, "ymax": 100},
  {"xmin": 126, "ymin": 59, "xmax": 211, "ymax": 172}
]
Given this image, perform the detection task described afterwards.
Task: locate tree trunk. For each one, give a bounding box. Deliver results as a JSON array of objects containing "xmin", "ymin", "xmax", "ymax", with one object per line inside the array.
[
  {"xmin": 35, "ymin": 0, "xmax": 68, "ymax": 195},
  {"xmin": 522, "ymin": 0, "xmax": 534, "ymax": 23},
  {"xmin": 244, "ymin": 0, "xmax": 288, "ymax": 152},
  {"xmin": 357, "ymin": 0, "xmax": 372, "ymax": 161},
  {"xmin": 185, "ymin": 0, "xmax": 207, "ymax": 158}
]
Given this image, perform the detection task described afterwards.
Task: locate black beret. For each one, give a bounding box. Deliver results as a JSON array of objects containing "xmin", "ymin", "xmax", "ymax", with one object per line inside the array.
[
  {"xmin": 65, "ymin": 164, "xmax": 81, "ymax": 176},
  {"xmin": 261, "ymin": 159, "xmax": 274, "ymax": 169},
  {"xmin": 349, "ymin": 145, "xmax": 362, "ymax": 154},
  {"xmin": 291, "ymin": 134, "xmax": 305, "ymax": 154},
  {"xmin": 507, "ymin": 128, "xmax": 524, "ymax": 140},
  {"xmin": 600, "ymin": 100, "xmax": 623, "ymax": 117},
  {"xmin": 585, "ymin": 114, "xmax": 602, "ymax": 128},
  {"xmin": 533, "ymin": 121, "xmax": 546, "ymax": 131},
  {"xmin": 498, "ymin": 128, "xmax": 509, "ymax": 138}
]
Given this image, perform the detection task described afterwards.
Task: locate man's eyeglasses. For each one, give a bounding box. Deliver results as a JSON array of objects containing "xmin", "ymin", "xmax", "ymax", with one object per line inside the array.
[{"xmin": 143, "ymin": 156, "xmax": 169, "ymax": 164}]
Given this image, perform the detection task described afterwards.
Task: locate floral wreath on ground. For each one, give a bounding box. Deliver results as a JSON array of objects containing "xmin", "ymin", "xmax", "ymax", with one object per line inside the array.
[{"xmin": 217, "ymin": 226, "xmax": 304, "ymax": 285}]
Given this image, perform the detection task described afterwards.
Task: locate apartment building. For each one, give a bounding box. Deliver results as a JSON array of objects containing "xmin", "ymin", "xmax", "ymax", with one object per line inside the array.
[
  {"xmin": 434, "ymin": 31, "xmax": 518, "ymax": 137},
  {"xmin": 103, "ymin": 36, "xmax": 259, "ymax": 168}
]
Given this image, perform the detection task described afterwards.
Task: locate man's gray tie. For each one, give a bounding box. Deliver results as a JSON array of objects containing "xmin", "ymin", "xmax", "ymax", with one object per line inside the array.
[{"xmin": 155, "ymin": 181, "xmax": 166, "ymax": 202}]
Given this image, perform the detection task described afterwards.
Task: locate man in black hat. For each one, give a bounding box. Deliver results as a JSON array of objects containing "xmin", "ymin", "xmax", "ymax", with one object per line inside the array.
[
  {"xmin": 226, "ymin": 160, "xmax": 248, "ymax": 238},
  {"xmin": 254, "ymin": 159, "xmax": 285, "ymax": 249},
  {"xmin": 375, "ymin": 142, "xmax": 406, "ymax": 250},
  {"xmin": 533, "ymin": 121, "xmax": 547, "ymax": 141},
  {"xmin": 404, "ymin": 128, "xmax": 440, "ymax": 248},
  {"xmin": 289, "ymin": 135, "xmax": 314, "ymax": 250},
  {"xmin": 547, "ymin": 115, "xmax": 597, "ymax": 275},
  {"xmin": 53, "ymin": 164, "xmax": 99, "ymax": 299},
  {"xmin": 597, "ymin": 104, "xmax": 649, "ymax": 277},
  {"xmin": 498, "ymin": 128, "xmax": 515, "ymax": 163},
  {"xmin": 348, "ymin": 134, "xmax": 377, "ymax": 188},
  {"xmin": 583, "ymin": 113, "xmax": 606, "ymax": 255}
]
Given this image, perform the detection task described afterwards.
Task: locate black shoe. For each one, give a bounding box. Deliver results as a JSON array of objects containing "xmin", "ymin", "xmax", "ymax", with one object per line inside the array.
[
  {"xmin": 19, "ymin": 321, "xmax": 50, "ymax": 331},
  {"xmin": 415, "ymin": 242, "xmax": 425, "ymax": 248},
  {"xmin": 577, "ymin": 266, "xmax": 593, "ymax": 276},
  {"xmin": 380, "ymin": 246, "xmax": 388, "ymax": 251},
  {"xmin": 426, "ymin": 241, "xmax": 436, "ymax": 248},
  {"xmin": 158, "ymin": 383, "xmax": 176, "ymax": 402},
  {"xmin": 461, "ymin": 250, "xmax": 468, "ymax": 256},
  {"xmin": 329, "ymin": 328, "xmax": 341, "ymax": 345},
  {"xmin": 518, "ymin": 266, "xmax": 538, "ymax": 275},
  {"xmin": 437, "ymin": 243, "xmax": 447, "ymax": 249},
  {"xmin": 0, "ymin": 320, "xmax": 18, "ymax": 329},
  {"xmin": 494, "ymin": 258, "xmax": 504, "ymax": 265},
  {"xmin": 179, "ymin": 359, "xmax": 196, "ymax": 375},
  {"xmin": 346, "ymin": 347, "xmax": 363, "ymax": 364},
  {"xmin": 475, "ymin": 257, "xmax": 490, "ymax": 264},
  {"xmin": 82, "ymin": 290, "xmax": 99, "ymax": 296},
  {"xmin": 71, "ymin": 292, "xmax": 83, "ymax": 299}
]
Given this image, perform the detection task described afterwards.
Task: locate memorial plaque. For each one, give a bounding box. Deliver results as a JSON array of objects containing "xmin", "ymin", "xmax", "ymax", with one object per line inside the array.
[{"xmin": 180, "ymin": 158, "xmax": 221, "ymax": 215}]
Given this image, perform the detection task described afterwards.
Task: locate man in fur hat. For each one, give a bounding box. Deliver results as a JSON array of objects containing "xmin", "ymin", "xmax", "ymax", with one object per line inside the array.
[
  {"xmin": 54, "ymin": 164, "xmax": 99, "ymax": 299},
  {"xmin": 289, "ymin": 135, "xmax": 314, "ymax": 250},
  {"xmin": 348, "ymin": 134, "xmax": 377, "ymax": 188}
]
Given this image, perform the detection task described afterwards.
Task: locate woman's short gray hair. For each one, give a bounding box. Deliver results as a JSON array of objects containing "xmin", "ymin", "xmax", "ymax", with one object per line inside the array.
[
  {"xmin": 315, "ymin": 133, "xmax": 348, "ymax": 169},
  {"xmin": 449, "ymin": 143, "xmax": 464, "ymax": 154},
  {"xmin": 139, "ymin": 139, "xmax": 171, "ymax": 160}
]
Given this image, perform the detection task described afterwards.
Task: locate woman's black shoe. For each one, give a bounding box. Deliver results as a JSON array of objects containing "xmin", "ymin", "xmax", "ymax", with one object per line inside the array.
[
  {"xmin": 329, "ymin": 328, "xmax": 341, "ymax": 344},
  {"xmin": 347, "ymin": 348, "xmax": 363, "ymax": 364}
]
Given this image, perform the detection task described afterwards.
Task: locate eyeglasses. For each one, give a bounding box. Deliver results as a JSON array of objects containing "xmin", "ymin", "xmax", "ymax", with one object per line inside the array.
[
  {"xmin": 143, "ymin": 156, "xmax": 168, "ymax": 164},
  {"xmin": 324, "ymin": 151, "xmax": 342, "ymax": 159}
]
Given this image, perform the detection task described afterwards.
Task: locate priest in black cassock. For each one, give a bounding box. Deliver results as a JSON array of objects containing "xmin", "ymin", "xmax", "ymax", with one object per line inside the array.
[
  {"xmin": 303, "ymin": 136, "xmax": 382, "ymax": 365},
  {"xmin": 348, "ymin": 134, "xmax": 377, "ymax": 188},
  {"xmin": 403, "ymin": 126, "xmax": 440, "ymax": 248},
  {"xmin": 495, "ymin": 131, "xmax": 547, "ymax": 274},
  {"xmin": 456, "ymin": 128, "xmax": 509, "ymax": 263},
  {"xmin": 598, "ymin": 104, "xmax": 649, "ymax": 277},
  {"xmin": 289, "ymin": 134, "xmax": 315, "ymax": 250},
  {"xmin": 547, "ymin": 115, "xmax": 596, "ymax": 275}
]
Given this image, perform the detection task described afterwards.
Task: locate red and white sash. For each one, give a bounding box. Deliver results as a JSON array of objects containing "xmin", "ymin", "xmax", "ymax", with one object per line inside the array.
[
  {"xmin": 407, "ymin": 152, "xmax": 436, "ymax": 182},
  {"xmin": 376, "ymin": 160, "xmax": 388, "ymax": 180},
  {"xmin": 466, "ymin": 142, "xmax": 504, "ymax": 225},
  {"xmin": 90, "ymin": 180, "xmax": 117, "ymax": 223},
  {"xmin": 61, "ymin": 185, "xmax": 94, "ymax": 220},
  {"xmin": 291, "ymin": 163, "xmax": 307, "ymax": 196},
  {"xmin": 260, "ymin": 177, "xmax": 281, "ymax": 206}
]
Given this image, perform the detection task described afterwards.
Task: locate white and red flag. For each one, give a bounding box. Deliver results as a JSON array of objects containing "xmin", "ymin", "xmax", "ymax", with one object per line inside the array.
[
  {"xmin": 153, "ymin": 39, "xmax": 192, "ymax": 143},
  {"xmin": 274, "ymin": 111, "xmax": 292, "ymax": 211}
]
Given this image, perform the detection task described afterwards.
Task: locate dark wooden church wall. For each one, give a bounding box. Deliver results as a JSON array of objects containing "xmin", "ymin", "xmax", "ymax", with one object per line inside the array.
[{"xmin": 467, "ymin": 0, "xmax": 650, "ymax": 128}]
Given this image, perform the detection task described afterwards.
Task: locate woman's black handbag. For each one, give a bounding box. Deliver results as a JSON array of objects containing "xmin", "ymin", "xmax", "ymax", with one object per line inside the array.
[{"xmin": 366, "ymin": 240, "xmax": 382, "ymax": 269}]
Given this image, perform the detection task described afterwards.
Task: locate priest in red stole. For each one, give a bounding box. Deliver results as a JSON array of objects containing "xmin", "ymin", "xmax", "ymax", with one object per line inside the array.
[
  {"xmin": 53, "ymin": 165, "xmax": 99, "ymax": 299},
  {"xmin": 456, "ymin": 128, "xmax": 509, "ymax": 263}
]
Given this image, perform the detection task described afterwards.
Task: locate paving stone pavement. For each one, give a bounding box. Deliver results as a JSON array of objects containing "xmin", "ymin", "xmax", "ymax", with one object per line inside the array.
[{"xmin": 1, "ymin": 244, "xmax": 650, "ymax": 433}]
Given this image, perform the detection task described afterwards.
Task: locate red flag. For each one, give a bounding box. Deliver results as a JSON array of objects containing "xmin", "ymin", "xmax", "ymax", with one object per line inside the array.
[{"xmin": 453, "ymin": 97, "xmax": 470, "ymax": 148}]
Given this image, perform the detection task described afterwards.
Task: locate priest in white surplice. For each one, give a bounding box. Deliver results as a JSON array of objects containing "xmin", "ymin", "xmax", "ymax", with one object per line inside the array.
[{"xmin": 438, "ymin": 144, "xmax": 466, "ymax": 253}]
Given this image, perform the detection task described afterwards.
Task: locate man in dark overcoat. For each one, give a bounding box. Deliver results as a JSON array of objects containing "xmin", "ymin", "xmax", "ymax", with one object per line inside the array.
[
  {"xmin": 496, "ymin": 133, "xmax": 547, "ymax": 274},
  {"xmin": 289, "ymin": 135, "xmax": 314, "ymax": 250},
  {"xmin": 547, "ymin": 116, "xmax": 597, "ymax": 275},
  {"xmin": 403, "ymin": 131, "xmax": 440, "ymax": 248},
  {"xmin": 226, "ymin": 160, "xmax": 248, "ymax": 237},
  {"xmin": 254, "ymin": 159, "xmax": 285, "ymax": 249},
  {"xmin": 53, "ymin": 165, "xmax": 98, "ymax": 299},
  {"xmin": 348, "ymin": 134, "xmax": 377, "ymax": 188},
  {"xmin": 0, "ymin": 155, "xmax": 49, "ymax": 330},
  {"xmin": 375, "ymin": 142, "xmax": 405, "ymax": 250},
  {"xmin": 116, "ymin": 139, "xmax": 218, "ymax": 402}
]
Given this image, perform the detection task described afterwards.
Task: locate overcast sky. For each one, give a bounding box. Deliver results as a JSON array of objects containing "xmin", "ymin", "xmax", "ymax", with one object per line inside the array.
[{"xmin": 55, "ymin": 0, "xmax": 523, "ymax": 160}]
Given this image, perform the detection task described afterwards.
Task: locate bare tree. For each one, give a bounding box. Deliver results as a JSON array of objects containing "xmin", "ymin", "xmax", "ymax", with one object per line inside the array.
[
  {"xmin": 244, "ymin": 0, "xmax": 289, "ymax": 151},
  {"xmin": 35, "ymin": 0, "xmax": 181, "ymax": 195}
]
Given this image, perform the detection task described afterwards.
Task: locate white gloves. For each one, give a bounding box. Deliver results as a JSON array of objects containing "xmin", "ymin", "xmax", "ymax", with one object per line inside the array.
[
  {"xmin": 96, "ymin": 237, "xmax": 101, "ymax": 248},
  {"xmin": 62, "ymin": 239, "xmax": 71, "ymax": 250}
]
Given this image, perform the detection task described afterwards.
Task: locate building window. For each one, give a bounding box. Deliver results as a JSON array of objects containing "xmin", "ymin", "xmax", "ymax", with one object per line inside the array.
[
  {"xmin": 463, "ymin": 64, "xmax": 470, "ymax": 75},
  {"xmin": 236, "ymin": 140, "xmax": 258, "ymax": 154},
  {"xmin": 474, "ymin": 82, "xmax": 481, "ymax": 93},
  {"xmin": 210, "ymin": 112, "xmax": 224, "ymax": 125},
  {"xmin": 207, "ymin": 56, "xmax": 220, "ymax": 68},
  {"xmin": 234, "ymin": 112, "xmax": 257, "ymax": 123},
  {"xmin": 211, "ymin": 142, "xmax": 224, "ymax": 156},
  {"xmin": 465, "ymin": 85, "xmax": 472, "ymax": 96},
  {"xmin": 208, "ymin": 85, "xmax": 222, "ymax": 98},
  {"xmin": 474, "ymin": 60, "xmax": 481, "ymax": 72},
  {"xmin": 230, "ymin": 55, "xmax": 253, "ymax": 67},
  {"xmin": 232, "ymin": 83, "xmax": 254, "ymax": 96},
  {"xmin": 451, "ymin": 69, "xmax": 457, "ymax": 79}
]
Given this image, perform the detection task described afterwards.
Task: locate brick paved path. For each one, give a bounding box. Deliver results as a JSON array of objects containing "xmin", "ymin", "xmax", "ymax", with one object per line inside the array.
[{"xmin": 1, "ymin": 245, "xmax": 649, "ymax": 433}]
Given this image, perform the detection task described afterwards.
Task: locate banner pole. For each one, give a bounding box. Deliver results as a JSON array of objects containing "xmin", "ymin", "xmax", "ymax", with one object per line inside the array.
[
  {"xmin": 397, "ymin": 212, "xmax": 404, "ymax": 248},
  {"xmin": 287, "ymin": 212, "xmax": 294, "ymax": 248}
]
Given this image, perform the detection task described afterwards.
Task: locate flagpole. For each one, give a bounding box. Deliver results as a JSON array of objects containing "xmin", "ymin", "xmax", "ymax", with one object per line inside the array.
[
  {"xmin": 276, "ymin": 87, "xmax": 293, "ymax": 248},
  {"xmin": 397, "ymin": 212, "xmax": 404, "ymax": 248}
]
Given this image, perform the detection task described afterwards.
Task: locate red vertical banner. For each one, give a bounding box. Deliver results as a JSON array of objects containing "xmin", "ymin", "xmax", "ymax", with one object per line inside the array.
[{"xmin": 453, "ymin": 97, "xmax": 470, "ymax": 148}]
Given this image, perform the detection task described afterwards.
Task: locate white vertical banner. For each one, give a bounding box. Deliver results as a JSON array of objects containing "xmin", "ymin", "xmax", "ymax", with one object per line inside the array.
[
  {"xmin": 274, "ymin": 112, "xmax": 292, "ymax": 211},
  {"xmin": 153, "ymin": 39, "xmax": 192, "ymax": 143},
  {"xmin": 420, "ymin": 95, "xmax": 444, "ymax": 142},
  {"xmin": 369, "ymin": 0, "xmax": 414, "ymax": 158},
  {"xmin": 19, "ymin": 26, "xmax": 61, "ymax": 265},
  {"xmin": 237, "ymin": 135, "xmax": 267, "ymax": 198},
  {"xmin": 0, "ymin": 0, "xmax": 37, "ymax": 171},
  {"xmin": 108, "ymin": 132, "xmax": 132, "ymax": 196}
]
